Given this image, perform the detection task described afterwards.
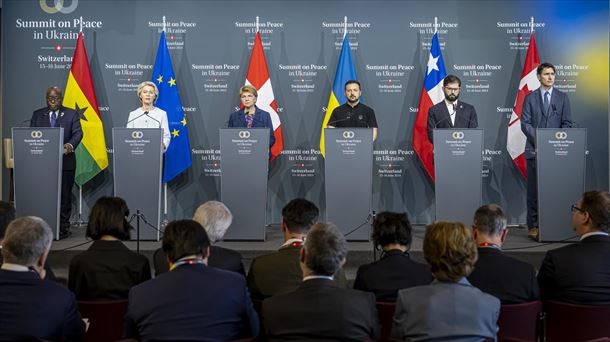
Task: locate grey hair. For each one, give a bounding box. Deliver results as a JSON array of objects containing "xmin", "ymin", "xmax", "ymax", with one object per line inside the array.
[
  {"xmin": 136, "ymin": 81, "xmax": 159, "ymax": 102},
  {"xmin": 304, "ymin": 222, "xmax": 347, "ymax": 276},
  {"xmin": 1, "ymin": 217, "xmax": 53, "ymax": 266},
  {"xmin": 192, "ymin": 201, "xmax": 233, "ymax": 243},
  {"xmin": 473, "ymin": 204, "xmax": 507, "ymax": 236}
]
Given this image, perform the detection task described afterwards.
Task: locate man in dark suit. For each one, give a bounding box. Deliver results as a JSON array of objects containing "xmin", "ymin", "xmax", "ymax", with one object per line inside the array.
[
  {"xmin": 521, "ymin": 63, "xmax": 574, "ymax": 240},
  {"xmin": 247, "ymin": 198, "xmax": 347, "ymax": 299},
  {"xmin": 0, "ymin": 216, "xmax": 84, "ymax": 341},
  {"xmin": 124, "ymin": 219, "xmax": 259, "ymax": 341},
  {"xmin": 153, "ymin": 200, "xmax": 245, "ymax": 276},
  {"xmin": 263, "ymin": 222, "xmax": 379, "ymax": 341},
  {"xmin": 30, "ymin": 86, "xmax": 83, "ymax": 239},
  {"xmin": 468, "ymin": 204, "xmax": 540, "ymax": 304},
  {"xmin": 426, "ymin": 74, "xmax": 478, "ymax": 144},
  {"xmin": 538, "ymin": 191, "xmax": 610, "ymax": 304}
]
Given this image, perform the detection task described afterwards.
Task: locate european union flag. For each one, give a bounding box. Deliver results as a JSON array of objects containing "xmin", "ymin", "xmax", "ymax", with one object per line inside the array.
[{"xmin": 152, "ymin": 31, "xmax": 192, "ymax": 183}]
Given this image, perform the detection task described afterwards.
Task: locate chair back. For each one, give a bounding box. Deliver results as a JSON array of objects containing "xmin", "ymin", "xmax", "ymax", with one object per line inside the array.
[
  {"xmin": 497, "ymin": 301, "xmax": 542, "ymax": 341},
  {"xmin": 545, "ymin": 300, "xmax": 610, "ymax": 341},
  {"xmin": 376, "ymin": 301, "xmax": 396, "ymax": 342},
  {"xmin": 3, "ymin": 138, "xmax": 13, "ymax": 169},
  {"xmin": 78, "ymin": 299, "xmax": 129, "ymax": 342}
]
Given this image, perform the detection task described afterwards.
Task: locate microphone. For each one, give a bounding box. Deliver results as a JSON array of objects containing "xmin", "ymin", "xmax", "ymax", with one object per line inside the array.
[
  {"xmin": 144, "ymin": 111, "xmax": 161, "ymax": 128},
  {"xmin": 227, "ymin": 113, "xmax": 268, "ymax": 128},
  {"xmin": 326, "ymin": 115, "xmax": 354, "ymax": 127},
  {"xmin": 126, "ymin": 110, "xmax": 150, "ymax": 126}
]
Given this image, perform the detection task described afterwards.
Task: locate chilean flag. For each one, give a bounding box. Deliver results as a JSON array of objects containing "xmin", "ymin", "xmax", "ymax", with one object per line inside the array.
[
  {"xmin": 506, "ymin": 32, "xmax": 540, "ymax": 179},
  {"xmin": 412, "ymin": 32, "xmax": 446, "ymax": 181},
  {"xmin": 245, "ymin": 31, "xmax": 284, "ymax": 160}
]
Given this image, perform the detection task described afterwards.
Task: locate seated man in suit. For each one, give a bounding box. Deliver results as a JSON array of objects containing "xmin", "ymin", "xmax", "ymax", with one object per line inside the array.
[
  {"xmin": 247, "ymin": 198, "xmax": 347, "ymax": 299},
  {"xmin": 0, "ymin": 217, "xmax": 85, "ymax": 341},
  {"xmin": 124, "ymin": 219, "xmax": 259, "ymax": 341},
  {"xmin": 154, "ymin": 200, "xmax": 245, "ymax": 276},
  {"xmin": 426, "ymin": 74, "xmax": 478, "ymax": 144},
  {"xmin": 468, "ymin": 204, "xmax": 540, "ymax": 304},
  {"xmin": 538, "ymin": 190, "xmax": 610, "ymax": 304},
  {"xmin": 263, "ymin": 222, "xmax": 379, "ymax": 341}
]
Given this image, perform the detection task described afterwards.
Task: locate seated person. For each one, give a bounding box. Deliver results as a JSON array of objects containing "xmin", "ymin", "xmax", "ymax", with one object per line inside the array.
[
  {"xmin": 69, "ymin": 197, "xmax": 151, "ymax": 300},
  {"xmin": 354, "ymin": 211, "xmax": 433, "ymax": 301},
  {"xmin": 154, "ymin": 200, "xmax": 245, "ymax": 276},
  {"xmin": 0, "ymin": 217, "xmax": 84, "ymax": 341},
  {"xmin": 263, "ymin": 222, "xmax": 378, "ymax": 341},
  {"xmin": 392, "ymin": 221, "xmax": 500, "ymax": 341},
  {"xmin": 124, "ymin": 220, "xmax": 259, "ymax": 341}
]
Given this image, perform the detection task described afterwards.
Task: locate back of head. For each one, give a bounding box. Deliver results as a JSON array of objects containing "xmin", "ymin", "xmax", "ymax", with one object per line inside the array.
[
  {"xmin": 0, "ymin": 201, "xmax": 16, "ymax": 240},
  {"xmin": 303, "ymin": 222, "xmax": 347, "ymax": 276},
  {"xmin": 86, "ymin": 197, "xmax": 131, "ymax": 240},
  {"xmin": 372, "ymin": 211, "xmax": 412, "ymax": 248},
  {"xmin": 162, "ymin": 219, "xmax": 210, "ymax": 263},
  {"xmin": 472, "ymin": 204, "xmax": 507, "ymax": 236},
  {"xmin": 282, "ymin": 198, "xmax": 319, "ymax": 234},
  {"xmin": 2, "ymin": 216, "xmax": 52, "ymax": 266},
  {"xmin": 580, "ymin": 191, "xmax": 610, "ymax": 232},
  {"xmin": 424, "ymin": 221, "xmax": 478, "ymax": 282},
  {"xmin": 192, "ymin": 201, "xmax": 233, "ymax": 243}
]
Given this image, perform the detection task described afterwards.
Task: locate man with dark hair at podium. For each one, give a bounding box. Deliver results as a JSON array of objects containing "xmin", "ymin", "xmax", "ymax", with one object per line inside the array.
[
  {"xmin": 521, "ymin": 62, "xmax": 574, "ymax": 241},
  {"xmin": 537, "ymin": 191, "xmax": 610, "ymax": 304},
  {"xmin": 468, "ymin": 204, "xmax": 540, "ymax": 304},
  {"xmin": 228, "ymin": 85, "xmax": 275, "ymax": 148},
  {"xmin": 30, "ymin": 86, "xmax": 82, "ymax": 239},
  {"xmin": 426, "ymin": 74, "xmax": 478, "ymax": 144},
  {"xmin": 327, "ymin": 80, "xmax": 378, "ymax": 141}
]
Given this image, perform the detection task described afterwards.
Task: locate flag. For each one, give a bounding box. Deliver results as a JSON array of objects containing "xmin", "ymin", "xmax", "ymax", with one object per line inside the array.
[
  {"xmin": 412, "ymin": 32, "xmax": 446, "ymax": 180},
  {"xmin": 245, "ymin": 31, "xmax": 283, "ymax": 160},
  {"xmin": 152, "ymin": 31, "xmax": 192, "ymax": 183},
  {"xmin": 507, "ymin": 32, "xmax": 540, "ymax": 179},
  {"xmin": 319, "ymin": 34, "xmax": 357, "ymax": 157},
  {"xmin": 63, "ymin": 32, "xmax": 108, "ymax": 186}
]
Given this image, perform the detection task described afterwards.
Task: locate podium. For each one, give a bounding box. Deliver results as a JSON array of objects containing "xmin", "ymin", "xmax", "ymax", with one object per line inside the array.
[
  {"xmin": 113, "ymin": 128, "xmax": 162, "ymax": 241},
  {"xmin": 220, "ymin": 128, "xmax": 269, "ymax": 240},
  {"xmin": 12, "ymin": 127, "xmax": 63, "ymax": 239},
  {"xmin": 324, "ymin": 128, "xmax": 373, "ymax": 241},
  {"xmin": 537, "ymin": 128, "xmax": 586, "ymax": 241},
  {"xmin": 433, "ymin": 129, "xmax": 483, "ymax": 224}
]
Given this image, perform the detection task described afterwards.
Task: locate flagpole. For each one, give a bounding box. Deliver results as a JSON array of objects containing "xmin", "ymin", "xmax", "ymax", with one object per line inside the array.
[
  {"xmin": 161, "ymin": 15, "xmax": 168, "ymax": 233},
  {"xmin": 434, "ymin": 17, "xmax": 438, "ymax": 33},
  {"xmin": 530, "ymin": 16, "xmax": 535, "ymax": 33},
  {"xmin": 256, "ymin": 16, "xmax": 259, "ymax": 33},
  {"xmin": 163, "ymin": 16, "xmax": 166, "ymax": 32},
  {"xmin": 79, "ymin": 16, "xmax": 83, "ymax": 34},
  {"xmin": 75, "ymin": 18, "xmax": 85, "ymax": 229},
  {"xmin": 343, "ymin": 16, "xmax": 347, "ymax": 39}
]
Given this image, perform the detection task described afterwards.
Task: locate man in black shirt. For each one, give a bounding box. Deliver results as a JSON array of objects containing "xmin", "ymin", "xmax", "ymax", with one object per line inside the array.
[{"xmin": 327, "ymin": 80, "xmax": 378, "ymax": 140}]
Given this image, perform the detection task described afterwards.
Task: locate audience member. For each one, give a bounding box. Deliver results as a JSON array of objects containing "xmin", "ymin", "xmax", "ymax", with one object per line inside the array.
[
  {"xmin": 468, "ymin": 204, "xmax": 540, "ymax": 304},
  {"xmin": 353, "ymin": 211, "xmax": 433, "ymax": 301},
  {"xmin": 124, "ymin": 219, "xmax": 259, "ymax": 341},
  {"xmin": 392, "ymin": 221, "xmax": 499, "ymax": 341},
  {"xmin": 68, "ymin": 197, "xmax": 151, "ymax": 300},
  {"xmin": 0, "ymin": 217, "xmax": 85, "ymax": 341},
  {"xmin": 263, "ymin": 222, "xmax": 379, "ymax": 341},
  {"xmin": 154, "ymin": 200, "xmax": 245, "ymax": 276},
  {"xmin": 538, "ymin": 190, "xmax": 610, "ymax": 304},
  {"xmin": 247, "ymin": 198, "xmax": 347, "ymax": 299}
]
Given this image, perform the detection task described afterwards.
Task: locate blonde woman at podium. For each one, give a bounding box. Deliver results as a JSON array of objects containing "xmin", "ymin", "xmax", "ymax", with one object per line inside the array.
[
  {"xmin": 227, "ymin": 85, "xmax": 275, "ymax": 148},
  {"xmin": 126, "ymin": 81, "xmax": 171, "ymax": 151}
]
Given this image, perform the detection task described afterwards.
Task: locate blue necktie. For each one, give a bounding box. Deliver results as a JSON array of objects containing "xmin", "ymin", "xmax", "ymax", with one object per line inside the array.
[
  {"xmin": 50, "ymin": 111, "xmax": 57, "ymax": 127},
  {"xmin": 543, "ymin": 91, "xmax": 550, "ymax": 114}
]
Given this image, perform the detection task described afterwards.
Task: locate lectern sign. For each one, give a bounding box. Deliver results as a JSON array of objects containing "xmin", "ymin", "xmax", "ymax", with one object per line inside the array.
[
  {"xmin": 547, "ymin": 131, "xmax": 575, "ymax": 157},
  {"xmin": 335, "ymin": 130, "xmax": 363, "ymax": 155},
  {"xmin": 445, "ymin": 131, "xmax": 472, "ymax": 157},
  {"xmin": 232, "ymin": 130, "xmax": 259, "ymax": 155}
]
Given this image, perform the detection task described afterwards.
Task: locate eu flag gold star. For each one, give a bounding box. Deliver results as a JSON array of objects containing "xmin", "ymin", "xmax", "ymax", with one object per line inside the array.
[
  {"xmin": 171, "ymin": 128, "xmax": 180, "ymax": 137},
  {"xmin": 181, "ymin": 116, "xmax": 187, "ymax": 126},
  {"xmin": 168, "ymin": 77, "xmax": 176, "ymax": 86},
  {"xmin": 156, "ymin": 75, "xmax": 163, "ymax": 84}
]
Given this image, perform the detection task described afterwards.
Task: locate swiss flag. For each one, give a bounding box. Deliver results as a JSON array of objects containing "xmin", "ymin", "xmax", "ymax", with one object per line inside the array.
[
  {"xmin": 506, "ymin": 32, "xmax": 540, "ymax": 179},
  {"xmin": 245, "ymin": 31, "xmax": 284, "ymax": 160}
]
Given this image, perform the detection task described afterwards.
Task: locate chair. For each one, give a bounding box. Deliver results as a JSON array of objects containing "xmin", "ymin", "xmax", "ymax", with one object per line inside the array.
[
  {"xmin": 497, "ymin": 301, "xmax": 542, "ymax": 341},
  {"xmin": 545, "ymin": 300, "xmax": 610, "ymax": 341},
  {"xmin": 252, "ymin": 298, "xmax": 264, "ymax": 316},
  {"xmin": 78, "ymin": 299, "xmax": 129, "ymax": 342},
  {"xmin": 376, "ymin": 301, "xmax": 396, "ymax": 342},
  {"xmin": 3, "ymin": 138, "xmax": 14, "ymax": 203}
]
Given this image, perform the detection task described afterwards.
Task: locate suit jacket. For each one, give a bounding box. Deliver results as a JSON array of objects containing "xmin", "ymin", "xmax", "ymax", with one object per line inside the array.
[
  {"xmin": 153, "ymin": 245, "xmax": 245, "ymax": 276},
  {"xmin": 0, "ymin": 249, "xmax": 56, "ymax": 282},
  {"xmin": 353, "ymin": 249, "xmax": 433, "ymax": 302},
  {"xmin": 228, "ymin": 106, "xmax": 275, "ymax": 147},
  {"xmin": 538, "ymin": 234, "xmax": 610, "ymax": 304},
  {"xmin": 124, "ymin": 263, "xmax": 259, "ymax": 342},
  {"xmin": 263, "ymin": 278, "xmax": 379, "ymax": 341},
  {"xmin": 392, "ymin": 278, "xmax": 500, "ymax": 342},
  {"xmin": 68, "ymin": 240, "xmax": 151, "ymax": 300},
  {"xmin": 521, "ymin": 87, "xmax": 574, "ymax": 159},
  {"xmin": 427, "ymin": 100, "xmax": 478, "ymax": 143},
  {"xmin": 247, "ymin": 244, "xmax": 348, "ymax": 299},
  {"xmin": 30, "ymin": 106, "xmax": 83, "ymax": 170},
  {"xmin": 0, "ymin": 269, "xmax": 85, "ymax": 341},
  {"xmin": 468, "ymin": 247, "xmax": 540, "ymax": 304}
]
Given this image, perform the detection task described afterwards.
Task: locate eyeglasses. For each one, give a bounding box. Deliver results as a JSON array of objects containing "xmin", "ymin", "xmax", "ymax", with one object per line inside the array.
[
  {"xmin": 444, "ymin": 87, "xmax": 460, "ymax": 93},
  {"xmin": 571, "ymin": 204, "xmax": 586, "ymax": 213},
  {"xmin": 46, "ymin": 96, "xmax": 61, "ymax": 101}
]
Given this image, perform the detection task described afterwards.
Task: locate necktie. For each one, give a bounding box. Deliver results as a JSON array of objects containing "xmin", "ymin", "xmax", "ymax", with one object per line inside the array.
[
  {"xmin": 246, "ymin": 115, "xmax": 254, "ymax": 128},
  {"xmin": 544, "ymin": 91, "xmax": 550, "ymax": 114},
  {"xmin": 50, "ymin": 111, "xmax": 57, "ymax": 127}
]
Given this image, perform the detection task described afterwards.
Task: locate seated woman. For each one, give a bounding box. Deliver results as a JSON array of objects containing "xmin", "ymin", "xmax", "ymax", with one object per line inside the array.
[
  {"xmin": 392, "ymin": 221, "xmax": 500, "ymax": 341},
  {"xmin": 353, "ymin": 212, "xmax": 432, "ymax": 301},
  {"xmin": 68, "ymin": 197, "xmax": 151, "ymax": 300}
]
